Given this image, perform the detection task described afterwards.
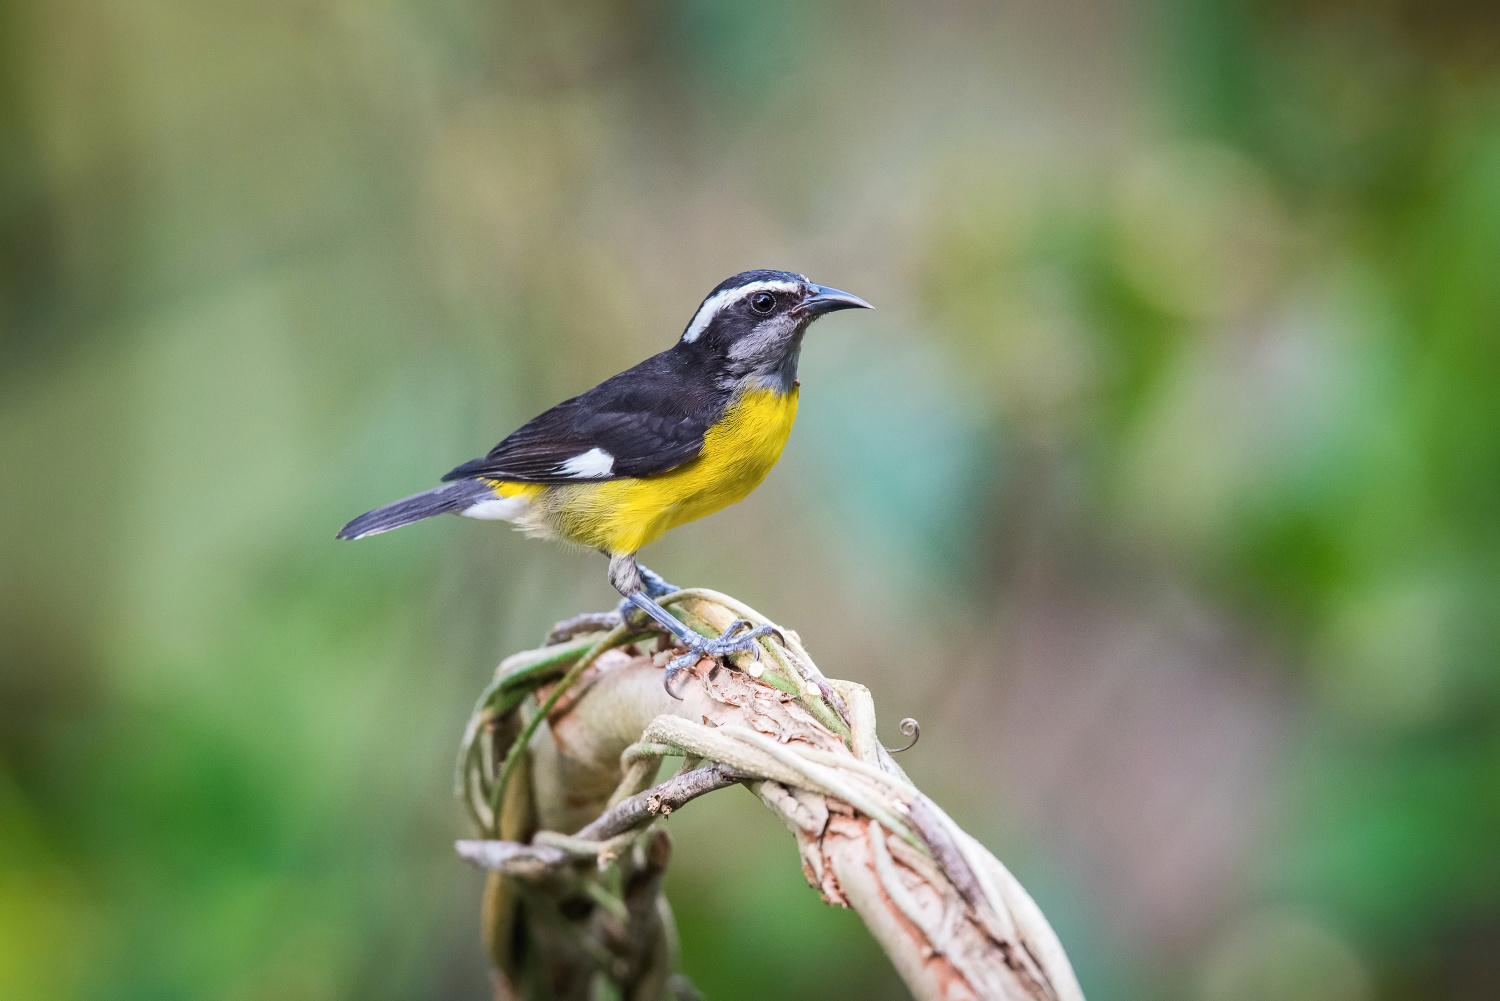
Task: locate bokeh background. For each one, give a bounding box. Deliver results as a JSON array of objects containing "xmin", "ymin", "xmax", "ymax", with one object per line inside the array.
[{"xmin": 4, "ymin": 0, "xmax": 1499, "ymax": 998}]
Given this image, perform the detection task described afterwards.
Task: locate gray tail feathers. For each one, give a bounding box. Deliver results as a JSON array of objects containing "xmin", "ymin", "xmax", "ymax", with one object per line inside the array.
[{"xmin": 336, "ymin": 480, "xmax": 492, "ymax": 540}]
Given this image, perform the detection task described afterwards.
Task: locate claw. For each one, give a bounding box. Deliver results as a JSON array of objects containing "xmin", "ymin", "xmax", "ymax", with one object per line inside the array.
[
  {"xmin": 722, "ymin": 619, "xmax": 753, "ymax": 640},
  {"xmin": 662, "ymin": 657, "xmax": 697, "ymax": 700},
  {"xmin": 655, "ymin": 620, "xmax": 777, "ymax": 696}
]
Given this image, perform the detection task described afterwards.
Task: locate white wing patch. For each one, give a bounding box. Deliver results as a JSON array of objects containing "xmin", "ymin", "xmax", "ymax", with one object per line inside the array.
[
  {"xmin": 681, "ymin": 280, "xmax": 803, "ymax": 343},
  {"xmin": 558, "ymin": 447, "xmax": 616, "ymax": 478}
]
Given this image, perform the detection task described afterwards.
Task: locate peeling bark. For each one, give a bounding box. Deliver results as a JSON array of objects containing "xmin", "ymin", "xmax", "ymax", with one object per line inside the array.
[{"xmin": 456, "ymin": 591, "xmax": 1085, "ymax": 1001}]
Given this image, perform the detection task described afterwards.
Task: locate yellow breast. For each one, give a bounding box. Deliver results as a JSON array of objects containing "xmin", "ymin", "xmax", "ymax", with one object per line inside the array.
[{"xmin": 489, "ymin": 386, "xmax": 799, "ymax": 554}]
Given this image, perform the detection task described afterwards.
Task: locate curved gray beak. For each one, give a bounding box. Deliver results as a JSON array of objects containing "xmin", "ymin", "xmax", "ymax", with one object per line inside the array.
[{"xmin": 802, "ymin": 284, "xmax": 873, "ymax": 316}]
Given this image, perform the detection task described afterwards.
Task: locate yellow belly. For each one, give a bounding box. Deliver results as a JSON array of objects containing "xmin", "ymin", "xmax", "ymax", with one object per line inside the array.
[{"xmin": 488, "ymin": 386, "xmax": 799, "ymax": 554}]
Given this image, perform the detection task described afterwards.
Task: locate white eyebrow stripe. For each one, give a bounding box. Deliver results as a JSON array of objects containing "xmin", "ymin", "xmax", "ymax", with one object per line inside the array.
[
  {"xmin": 556, "ymin": 447, "xmax": 616, "ymax": 478},
  {"xmin": 680, "ymin": 280, "xmax": 803, "ymax": 342}
]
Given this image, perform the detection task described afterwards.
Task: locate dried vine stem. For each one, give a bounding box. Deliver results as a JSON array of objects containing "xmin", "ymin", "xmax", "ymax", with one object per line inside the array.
[{"xmin": 456, "ymin": 590, "xmax": 1085, "ymax": 1001}]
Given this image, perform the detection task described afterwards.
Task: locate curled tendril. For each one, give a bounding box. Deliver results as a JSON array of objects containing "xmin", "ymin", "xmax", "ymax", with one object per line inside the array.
[{"xmin": 885, "ymin": 717, "xmax": 920, "ymax": 754}]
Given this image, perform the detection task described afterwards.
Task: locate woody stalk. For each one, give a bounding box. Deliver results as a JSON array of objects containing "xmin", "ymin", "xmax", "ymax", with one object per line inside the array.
[{"xmin": 455, "ymin": 589, "xmax": 1086, "ymax": 1001}]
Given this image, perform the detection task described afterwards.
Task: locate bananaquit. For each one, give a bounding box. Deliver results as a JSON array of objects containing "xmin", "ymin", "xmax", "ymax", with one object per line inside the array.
[{"xmin": 338, "ymin": 270, "xmax": 871, "ymax": 693}]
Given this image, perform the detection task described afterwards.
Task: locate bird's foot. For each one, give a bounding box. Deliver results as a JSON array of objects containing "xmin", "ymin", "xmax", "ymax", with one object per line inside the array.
[
  {"xmin": 612, "ymin": 571, "xmax": 779, "ymax": 699},
  {"xmin": 661, "ymin": 619, "xmax": 778, "ymax": 699}
]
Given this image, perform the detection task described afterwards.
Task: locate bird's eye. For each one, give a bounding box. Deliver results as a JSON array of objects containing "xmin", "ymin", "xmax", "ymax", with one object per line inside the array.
[{"xmin": 750, "ymin": 292, "xmax": 776, "ymax": 314}]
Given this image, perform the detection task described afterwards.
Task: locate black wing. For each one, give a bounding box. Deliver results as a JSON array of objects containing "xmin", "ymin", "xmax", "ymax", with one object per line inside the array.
[{"xmin": 442, "ymin": 347, "xmax": 729, "ymax": 483}]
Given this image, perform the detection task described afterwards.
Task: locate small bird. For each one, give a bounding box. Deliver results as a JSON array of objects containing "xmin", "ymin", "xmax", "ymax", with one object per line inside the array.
[{"xmin": 339, "ymin": 270, "xmax": 871, "ymax": 693}]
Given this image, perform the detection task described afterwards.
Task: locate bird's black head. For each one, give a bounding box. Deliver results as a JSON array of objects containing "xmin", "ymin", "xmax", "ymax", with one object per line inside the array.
[{"xmin": 678, "ymin": 270, "xmax": 871, "ymax": 390}]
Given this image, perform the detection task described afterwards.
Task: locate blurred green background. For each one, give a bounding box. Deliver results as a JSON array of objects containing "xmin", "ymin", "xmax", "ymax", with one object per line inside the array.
[{"xmin": 3, "ymin": 0, "xmax": 1499, "ymax": 998}]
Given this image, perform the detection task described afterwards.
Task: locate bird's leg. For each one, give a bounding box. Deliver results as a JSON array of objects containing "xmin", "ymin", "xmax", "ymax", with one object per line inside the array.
[
  {"xmin": 607, "ymin": 553, "xmax": 775, "ymax": 699},
  {"xmin": 611, "ymin": 559, "xmax": 680, "ymax": 627},
  {"xmin": 636, "ymin": 563, "xmax": 678, "ymax": 598}
]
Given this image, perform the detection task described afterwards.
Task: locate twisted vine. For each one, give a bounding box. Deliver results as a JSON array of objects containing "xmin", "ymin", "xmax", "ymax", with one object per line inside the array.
[{"xmin": 454, "ymin": 590, "xmax": 1084, "ymax": 1001}]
